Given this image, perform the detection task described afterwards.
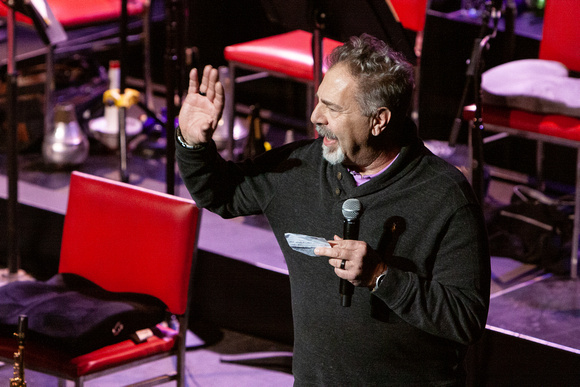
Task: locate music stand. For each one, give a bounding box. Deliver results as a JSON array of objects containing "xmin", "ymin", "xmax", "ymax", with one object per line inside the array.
[
  {"xmin": 447, "ymin": 1, "xmax": 503, "ymax": 204},
  {"xmin": 3, "ymin": 0, "xmax": 66, "ymax": 279},
  {"xmin": 163, "ymin": 0, "xmax": 188, "ymax": 195}
]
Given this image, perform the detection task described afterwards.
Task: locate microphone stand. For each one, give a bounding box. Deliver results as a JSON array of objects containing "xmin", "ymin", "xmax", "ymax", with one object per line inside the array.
[
  {"xmin": 2, "ymin": 0, "xmax": 65, "ymax": 280},
  {"xmin": 163, "ymin": 0, "xmax": 187, "ymax": 195},
  {"xmin": 119, "ymin": 0, "xmax": 130, "ymax": 183},
  {"xmin": 311, "ymin": 2, "xmax": 325, "ymax": 138},
  {"xmin": 5, "ymin": 0, "xmax": 19, "ymax": 279},
  {"xmin": 448, "ymin": 1, "xmax": 501, "ymax": 204}
]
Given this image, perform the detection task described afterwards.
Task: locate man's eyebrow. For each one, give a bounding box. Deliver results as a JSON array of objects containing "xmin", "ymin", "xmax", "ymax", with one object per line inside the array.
[{"xmin": 320, "ymin": 98, "xmax": 343, "ymax": 110}]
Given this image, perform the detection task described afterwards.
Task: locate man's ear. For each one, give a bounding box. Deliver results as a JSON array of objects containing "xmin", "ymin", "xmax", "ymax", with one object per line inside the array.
[{"xmin": 371, "ymin": 107, "xmax": 391, "ymax": 136}]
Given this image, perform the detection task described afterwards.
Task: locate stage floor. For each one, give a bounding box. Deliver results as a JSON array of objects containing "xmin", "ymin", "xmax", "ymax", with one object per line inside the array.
[{"xmin": 488, "ymin": 270, "xmax": 580, "ymax": 354}]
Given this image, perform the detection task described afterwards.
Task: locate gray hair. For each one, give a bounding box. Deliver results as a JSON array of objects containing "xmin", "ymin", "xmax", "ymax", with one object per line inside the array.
[{"xmin": 327, "ymin": 34, "xmax": 415, "ymax": 124}]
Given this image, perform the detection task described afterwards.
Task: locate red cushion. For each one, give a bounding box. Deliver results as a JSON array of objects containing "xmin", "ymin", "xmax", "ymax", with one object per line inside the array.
[
  {"xmin": 0, "ymin": 335, "xmax": 175, "ymax": 377},
  {"xmin": 224, "ymin": 30, "xmax": 343, "ymax": 81},
  {"xmin": 0, "ymin": 0, "xmax": 145, "ymax": 28},
  {"xmin": 464, "ymin": 104, "xmax": 580, "ymax": 142}
]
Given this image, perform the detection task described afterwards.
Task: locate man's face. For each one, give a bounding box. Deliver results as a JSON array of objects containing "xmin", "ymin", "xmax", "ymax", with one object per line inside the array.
[{"xmin": 311, "ymin": 63, "xmax": 374, "ymax": 168}]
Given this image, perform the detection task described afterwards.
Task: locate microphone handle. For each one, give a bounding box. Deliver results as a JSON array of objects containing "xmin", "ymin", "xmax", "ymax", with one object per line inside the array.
[{"xmin": 340, "ymin": 219, "xmax": 359, "ymax": 307}]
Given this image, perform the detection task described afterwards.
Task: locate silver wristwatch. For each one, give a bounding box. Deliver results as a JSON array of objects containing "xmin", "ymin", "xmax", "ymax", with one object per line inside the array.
[
  {"xmin": 373, "ymin": 271, "xmax": 387, "ymax": 292},
  {"xmin": 176, "ymin": 126, "xmax": 204, "ymax": 150}
]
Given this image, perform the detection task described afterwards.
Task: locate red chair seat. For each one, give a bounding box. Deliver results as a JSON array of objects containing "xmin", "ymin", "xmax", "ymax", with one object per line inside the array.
[
  {"xmin": 464, "ymin": 104, "xmax": 580, "ymax": 142},
  {"xmin": 70, "ymin": 336, "xmax": 175, "ymax": 376},
  {"xmin": 0, "ymin": 0, "xmax": 145, "ymax": 28},
  {"xmin": 224, "ymin": 30, "xmax": 342, "ymax": 81},
  {"xmin": 0, "ymin": 335, "xmax": 174, "ymax": 378}
]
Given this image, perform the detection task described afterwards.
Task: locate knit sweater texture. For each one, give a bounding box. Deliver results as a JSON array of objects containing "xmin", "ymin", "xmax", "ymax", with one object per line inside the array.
[{"xmin": 176, "ymin": 130, "xmax": 490, "ymax": 386}]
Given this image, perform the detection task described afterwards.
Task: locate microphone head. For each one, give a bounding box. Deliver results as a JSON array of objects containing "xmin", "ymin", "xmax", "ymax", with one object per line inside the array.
[{"xmin": 342, "ymin": 198, "xmax": 361, "ymax": 220}]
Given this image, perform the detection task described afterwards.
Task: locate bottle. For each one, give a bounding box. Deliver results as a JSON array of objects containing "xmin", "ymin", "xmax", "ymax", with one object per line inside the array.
[
  {"xmin": 42, "ymin": 103, "xmax": 89, "ymax": 166},
  {"xmin": 104, "ymin": 60, "xmax": 121, "ymax": 134}
]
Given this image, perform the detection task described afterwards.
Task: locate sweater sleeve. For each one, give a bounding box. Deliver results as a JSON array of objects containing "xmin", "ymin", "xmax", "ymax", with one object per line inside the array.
[
  {"xmin": 373, "ymin": 203, "xmax": 491, "ymax": 345},
  {"xmin": 176, "ymin": 140, "xmax": 265, "ymax": 218},
  {"xmin": 176, "ymin": 138, "xmax": 308, "ymax": 218}
]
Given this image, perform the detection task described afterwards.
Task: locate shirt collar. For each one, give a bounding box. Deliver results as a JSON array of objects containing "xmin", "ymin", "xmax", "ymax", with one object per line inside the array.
[{"xmin": 347, "ymin": 153, "xmax": 399, "ymax": 186}]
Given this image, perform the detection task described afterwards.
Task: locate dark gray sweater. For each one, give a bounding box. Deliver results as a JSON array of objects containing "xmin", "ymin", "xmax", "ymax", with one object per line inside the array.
[{"xmin": 177, "ymin": 132, "xmax": 490, "ymax": 386}]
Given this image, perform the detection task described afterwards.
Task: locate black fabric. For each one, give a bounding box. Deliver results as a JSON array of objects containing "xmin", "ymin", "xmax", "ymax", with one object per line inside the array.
[
  {"xmin": 0, "ymin": 273, "xmax": 167, "ymax": 356},
  {"xmin": 487, "ymin": 186, "xmax": 573, "ymax": 274}
]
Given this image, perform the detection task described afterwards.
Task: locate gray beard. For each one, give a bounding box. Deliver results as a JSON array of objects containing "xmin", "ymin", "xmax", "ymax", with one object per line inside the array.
[
  {"xmin": 322, "ymin": 143, "xmax": 345, "ymax": 164},
  {"xmin": 316, "ymin": 124, "xmax": 345, "ymax": 165}
]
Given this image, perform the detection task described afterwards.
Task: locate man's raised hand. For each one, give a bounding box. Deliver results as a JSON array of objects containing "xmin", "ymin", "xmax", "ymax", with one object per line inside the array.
[{"xmin": 178, "ymin": 65, "xmax": 225, "ymax": 146}]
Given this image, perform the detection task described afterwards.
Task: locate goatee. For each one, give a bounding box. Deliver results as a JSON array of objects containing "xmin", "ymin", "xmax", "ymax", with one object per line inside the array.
[{"xmin": 317, "ymin": 124, "xmax": 345, "ymax": 165}]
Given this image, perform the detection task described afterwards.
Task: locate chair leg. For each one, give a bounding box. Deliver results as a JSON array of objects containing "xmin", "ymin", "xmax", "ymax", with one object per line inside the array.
[
  {"xmin": 411, "ymin": 61, "xmax": 421, "ymax": 128},
  {"xmin": 44, "ymin": 45, "xmax": 55, "ymax": 136},
  {"xmin": 571, "ymin": 148, "xmax": 580, "ymax": 279},
  {"xmin": 536, "ymin": 140, "xmax": 545, "ymax": 191},
  {"xmin": 227, "ymin": 63, "xmax": 236, "ymax": 160},
  {"xmin": 175, "ymin": 313, "xmax": 190, "ymax": 387},
  {"xmin": 467, "ymin": 119, "xmax": 474, "ymax": 186},
  {"xmin": 142, "ymin": 0, "xmax": 154, "ymax": 112},
  {"xmin": 306, "ymin": 83, "xmax": 315, "ymax": 137}
]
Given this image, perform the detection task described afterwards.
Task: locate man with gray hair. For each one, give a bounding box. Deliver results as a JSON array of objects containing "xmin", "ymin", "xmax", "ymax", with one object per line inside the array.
[{"xmin": 176, "ymin": 34, "xmax": 490, "ymax": 385}]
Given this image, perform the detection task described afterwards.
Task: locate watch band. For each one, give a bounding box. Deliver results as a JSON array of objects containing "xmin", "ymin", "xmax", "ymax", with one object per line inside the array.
[{"xmin": 373, "ymin": 271, "xmax": 387, "ymax": 292}]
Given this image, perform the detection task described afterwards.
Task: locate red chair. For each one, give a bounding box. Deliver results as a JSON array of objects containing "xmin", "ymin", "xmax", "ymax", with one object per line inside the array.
[
  {"xmin": 464, "ymin": 0, "xmax": 580, "ymax": 278},
  {"xmin": 0, "ymin": 171, "xmax": 201, "ymax": 386},
  {"xmin": 223, "ymin": 29, "xmax": 343, "ymax": 157},
  {"xmin": 0, "ymin": 0, "xmax": 146, "ymax": 28}
]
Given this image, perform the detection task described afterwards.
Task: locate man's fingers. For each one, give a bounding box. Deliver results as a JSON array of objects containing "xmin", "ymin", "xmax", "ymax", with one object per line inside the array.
[
  {"xmin": 314, "ymin": 246, "xmax": 335, "ymax": 257},
  {"xmin": 200, "ymin": 65, "xmax": 215, "ymax": 95},
  {"xmin": 199, "ymin": 65, "xmax": 210, "ymax": 93},
  {"xmin": 205, "ymin": 67, "xmax": 220, "ymax": 100},
  {"xmin": 212, "ymin": 81, "xmax": 225, "ymax": 122},
  {"xmin": 188, "ymin": 68, "xmax": 200, "ymax": 95}
]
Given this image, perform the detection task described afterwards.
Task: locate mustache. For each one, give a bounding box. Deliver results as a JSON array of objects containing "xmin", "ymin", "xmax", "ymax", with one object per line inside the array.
[{"xmin": 316, "ymin": 125, "xmax": 337, "ymax": 140}]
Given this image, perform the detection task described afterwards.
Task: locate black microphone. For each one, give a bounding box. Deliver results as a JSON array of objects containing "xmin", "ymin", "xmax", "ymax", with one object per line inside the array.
[{"xmin": 340, "ymin": 198, "xmax": 361, "ymax": 307}]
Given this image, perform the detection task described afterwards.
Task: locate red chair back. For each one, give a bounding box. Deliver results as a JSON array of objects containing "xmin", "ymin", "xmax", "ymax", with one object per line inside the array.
[
  {"xmin": 59, "ymin": 172, "xmax": 200, "ymax": 315},
  {"xmin": 389, "ymin": 0, "xmax": 429, "ymax": 32},
  {"xmin": 539, "ymin": 0, "xmax": 580, "ymax": 73}
]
